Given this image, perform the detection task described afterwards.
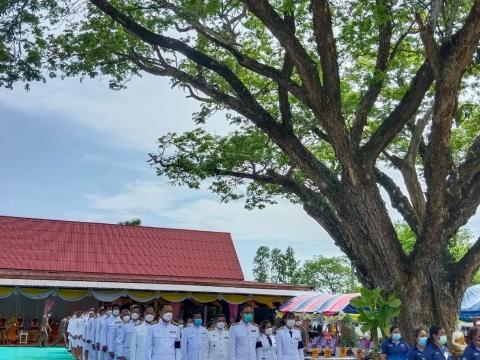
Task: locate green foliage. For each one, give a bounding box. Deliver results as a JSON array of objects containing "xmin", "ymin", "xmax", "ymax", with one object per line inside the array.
[
  {"xmin": 252, "ymin": 245, "xmax": 300, "ymax": 284},
  {"xmin": 118, "ymin": 218, "xmax": 142, "ymax": 226},
  {"xmin": 350, "ymin": 288, "xmax": 401, "ymax": 339},
  {"xmin": 339, "ymin": 314, "xmax": 358, "ymax": 348},
  {"xmin": 252, "ymin": 246, "xmax": 270, "ymax": 283},
  {"xmin": 298, "ymin": 256, "xmax": 359, "ymax": 293}
]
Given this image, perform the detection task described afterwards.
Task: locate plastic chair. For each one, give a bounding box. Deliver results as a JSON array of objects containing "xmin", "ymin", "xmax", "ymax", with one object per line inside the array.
[{"xmin": 19, "ymin": 330, "xmax": 28, "ymax": 344}]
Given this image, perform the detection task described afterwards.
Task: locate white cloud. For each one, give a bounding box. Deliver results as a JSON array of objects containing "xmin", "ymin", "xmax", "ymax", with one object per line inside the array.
[
  {"xmin": 0, "ymin": 75, "xmax": 230, "ymax": 151},
  {"xmin": 77, "ymin": 179, "xmax": 340, "ymax": 278}
]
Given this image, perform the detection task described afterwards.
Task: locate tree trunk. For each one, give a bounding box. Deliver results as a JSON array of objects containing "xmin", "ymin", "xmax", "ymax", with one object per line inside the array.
[{"xmin": 397, "ymin": 269, "xmax": 463, "ymax": 343}]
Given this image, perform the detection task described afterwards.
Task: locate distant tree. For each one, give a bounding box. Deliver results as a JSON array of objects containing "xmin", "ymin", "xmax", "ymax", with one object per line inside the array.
[
  {"xmin": 252, "ymin": 246, "xmax": 270, "ymax": 283},
  {"xmin": 299, "ymin": 256, "xmax": 357, "ymax": 293},
  {"xmin": 118, "ymin": 218, "xmax": 142, "ymax": 226}
]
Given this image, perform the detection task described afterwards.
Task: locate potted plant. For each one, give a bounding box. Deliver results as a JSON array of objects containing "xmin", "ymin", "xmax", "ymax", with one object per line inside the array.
[{"xmin": 338, "ymin": 314, "xmax": 358, "ymax": 356}]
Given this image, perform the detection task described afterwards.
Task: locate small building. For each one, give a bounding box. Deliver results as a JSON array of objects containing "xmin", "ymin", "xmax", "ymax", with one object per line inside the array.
[{"xmin": 0, "ymin": 216, "xmax": 312, "ymax": 342}]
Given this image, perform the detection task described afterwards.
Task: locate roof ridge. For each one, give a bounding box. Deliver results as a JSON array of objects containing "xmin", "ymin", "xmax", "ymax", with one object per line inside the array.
[{"xmin": 0, "ymin": 214, "xmax": 231, "ymax": 235}]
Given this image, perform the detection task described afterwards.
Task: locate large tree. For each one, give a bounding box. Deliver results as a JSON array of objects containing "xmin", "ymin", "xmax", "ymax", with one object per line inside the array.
[{"xmin": 4, "ymin": 0, "xmax": 480, "ymax": 336}]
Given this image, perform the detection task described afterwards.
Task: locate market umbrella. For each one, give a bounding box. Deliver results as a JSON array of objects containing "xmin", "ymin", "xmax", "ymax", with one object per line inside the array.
[{"xmin": 279, "ymin": 293, "xmax": 360, "ymax": 313}]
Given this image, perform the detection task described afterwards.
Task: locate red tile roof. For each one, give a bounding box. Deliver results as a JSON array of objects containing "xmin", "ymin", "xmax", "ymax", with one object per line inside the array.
[{"xmin": 0, "ymin": 216, "xmax": 244, "ymax": 282}]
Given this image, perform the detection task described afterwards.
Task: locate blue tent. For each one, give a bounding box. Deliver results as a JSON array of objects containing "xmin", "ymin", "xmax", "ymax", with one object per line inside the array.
[{"xmin": 460, "ymin": 285, "xmax": 480, "ymax": 321}]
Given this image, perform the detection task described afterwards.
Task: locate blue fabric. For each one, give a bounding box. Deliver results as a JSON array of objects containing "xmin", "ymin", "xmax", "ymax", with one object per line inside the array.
[
  {"xmin": 406, "ymin": 346, "xmax": 425, "ymax": 360},
  {"xmin": 381, "ymin": 339, "xmax": 409, "ymax": 360},
  {"xmin": 423, "ymin": 343, "xmax": 449, "ymax": 360},
  {"xmin": 462, "ymin": 343, "xmax": 480, "ymax": 360}
]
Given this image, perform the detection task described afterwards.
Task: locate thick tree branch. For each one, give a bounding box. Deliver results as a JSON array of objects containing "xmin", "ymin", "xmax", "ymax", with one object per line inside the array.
[
  {"xmin": 279, "ymin": 13, "xmax": 295, "ymax": 132},
  {"xmin": 351, "ymin": 2, "xmax": 392, "ymax": 144},
  {"xmin": 362, "ymin": 61, "xmax": 434, "ymax": 162},
  {"xmin": 453, "ymin": 236, "xmax": 480, "ymax": 291},
  {"xmin": 375, "ymin": 168, "xmax": 420, "ymax": 235},
  {"xmin": 155, "ymin": 0, "xmax": 309, "ymax": 105},
  {"xmin": 402, "ymin": 109, "xmax": 431, "ymax": 221},
  {"xmin": 415, "ymin": 12, "xmax": 442, "ymax": 78}
]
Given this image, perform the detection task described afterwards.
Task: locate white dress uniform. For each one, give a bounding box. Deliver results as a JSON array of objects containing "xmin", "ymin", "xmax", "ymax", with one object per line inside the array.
[
  {"xmin": 85, "ymin": 316, "xmax": 94, "ymax": 360},
  {"xmin": 228, "ymin": 321, "xmax": 259, "ymax": 360},
  {"xmin": 181, "ymin": 324, "xmax": 209, "ymax": 360},
  {"xmin": 66, "ymin": 317, "xmax": 75, "ymax": 350},
  {"xmin": 99, "ymin": 315, "xmax": 112, "ymax": 360},
  {"xmin": 146, "ymin": 319, "xmax": 181, "ymax": 360},
  {"xmin": 207, "ymin": 327, "xmax": 229, "ymax": 360},
  {"xmin": 256, "ymin": 334, "xmax": 277, "ymax": 360},
  {"xmin": 88, "ymin": 316, "xmax": 98, "ymax": 360},
  {"xmin": 95, "ymin": 315, "xmax": 105, "ymax": 355},
  {"xmin": 275, "ymin": 327, "xmax": 304, "ymax": 360},
  {"xmin": 107, "ymin": 316, "xmax": 121, "ymax": 358},
  {"xmin": 115, "ymin": 320, "xmax": 136, "ymax": 360},
  {"xmin": 129, "ymin": 321, "xmax": 151, "ymax": 360}
]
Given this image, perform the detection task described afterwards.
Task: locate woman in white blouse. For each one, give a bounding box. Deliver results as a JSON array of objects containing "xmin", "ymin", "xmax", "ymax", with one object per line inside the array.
[{"xmin": 256, "ymin": 320, "xmax": 277, "ymax": 360}]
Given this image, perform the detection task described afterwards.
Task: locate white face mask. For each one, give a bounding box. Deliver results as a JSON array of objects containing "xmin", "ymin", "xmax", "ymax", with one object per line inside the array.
[
  {"xmin": 131, "ymin": 313, "xmax": 140, "ymax": 320},
  {"xmin": 265, "ymin": 328, "xmax": 273, "ymax": 336},
  {"xmin": 113, "ymin": 309, "xmax": 120, "ymax": 316},
  {"xmin": 162, "ymin": 312, "xmax": 173, "ymax": 322},
  {"xmin": 296, "ymin": 321, "xmax": 302, "ymax": 326},
  {"xmin": 217, "ymin": 322, "xmax": 226, "ymax": 330},
  {"xmin": 122, "ymin": 315, "xmax": 130, "ymax": 323},
  {"xmin": 286, "ymin": 319, "xmax": 296, "ymax": 328},
  {"xmin": 145, "ymin": 314, "xmax": 155, "ymax": 323},
  {"xmin": 106, "ymin": 310, "xmax": 112, "ymax": 316}
]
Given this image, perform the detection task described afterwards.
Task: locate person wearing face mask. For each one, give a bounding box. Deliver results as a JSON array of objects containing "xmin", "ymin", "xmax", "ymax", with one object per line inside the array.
[
  {"xmin": 256, "ymin": 320, "xmax": 276, "ymax": 360},
  {"xmin": 99, "ymin": 305, "xmax": 113, "ymax": 360},
  {"xmin": 461, "ymin": 327, "xmax": 480, "ymax": 360},
  {"xmin": 295, "ymin": 317, "xmax": 308, "ymax": 355},
  {"xmin": 67, "ymin": 313, "xmax": 77, "ymax": 353},
  {"xmin": 107, "ymin": 304, "xmax": 122, "ymax": 359},
  {"xmin": 95, "ymin": 307, "xmax": 106, "ymax": 359},
  {"xmin": 130, "ymin": 305, "xmax": 156, "ymax": 360},
  {"xmin": 423, "ymin": 325, "xmax": 449, "ymax": 360},
  {"xmin": 84, "ymin": 309, "xmax": 96, "ymax": 360},
  {"xmin": 380, "ymin": 327, "xmax": 409, "ymax": 360},
  {"xmin": 406, "ymin": 329, "xmax": 428, "ymax": 360},
  {"xmin": 115, "ymin": 305, "xmax": 137, "ymax": 360},
  {"xmin": 181, "ymin": 310, "xmax": 209, "ymax": 360},
  {"xmin": 207, "ymin": 314, "xmax": 229, "ymax": 360},
  {"xmin": 229, "ymin": 305, "xmax": 259, "ymax": 360},
  {"xmin": 276, "ymin": 312, "xmax": 304, "ymax": 360},
  {"xmin": 146, "ymin": 304, "xmax": 181, "ymax": 360}
]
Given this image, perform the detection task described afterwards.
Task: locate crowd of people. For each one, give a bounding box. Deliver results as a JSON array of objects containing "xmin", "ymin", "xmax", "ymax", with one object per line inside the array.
[
  {"xmin": 380, "ymin": 324, "xmax": 478, "ymax": 360},
  {"xmin": 61, "ymin": 303, "xmax": 305, "ymax": 360}
]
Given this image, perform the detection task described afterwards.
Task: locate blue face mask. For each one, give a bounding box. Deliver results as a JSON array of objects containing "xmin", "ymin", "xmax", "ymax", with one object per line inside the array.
[
  {"xmin": 392, "ymin": 333, "xmax": 401, "ymax": 341},
  {"xmin": 243, "ymin": 314, "xmax": 253, "ymax": 323},
  {"xmin": 418, "ymin": 337, "xmax": 427, "ymax": 346},
  {"xmin": 439, "ymin": 335, "xmax": 448, "ymax": 345},
  {"xmin": 194, "ymin": 319, "xmax": 202, "ymax": 327}
]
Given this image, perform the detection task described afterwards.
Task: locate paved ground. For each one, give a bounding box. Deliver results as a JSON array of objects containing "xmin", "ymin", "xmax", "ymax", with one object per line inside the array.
[{"xmin": 0, "ymin": 346, "xmax": 73, "ymax": 359}]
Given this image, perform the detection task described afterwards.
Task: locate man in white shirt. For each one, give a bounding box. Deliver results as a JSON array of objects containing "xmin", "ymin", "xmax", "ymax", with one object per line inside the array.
[
  {"xmin": 207, "ymin": 314, "xmax": 229, "ymax": 360},
  {"xmin": 130, "ymin": 305, "xmax": 156, "ymax": 360},
  {"xmin": 107, "ymin": 304, "xmax": 121, "ymax": 359},
  {"xmin": 228, "ymin": 305, "xmax": 259, "ymax": 360},
  {"xmin": 99, "ymin": 305, "xmax": 113, "ymax": 360},
  {"xmin": 276, "ymin": 312, "xmax": 304, "ymax": 360},
  {"xmin": 181, "ymin": 310, "xmax": 209, "ymax": 360},
  {"xmin": 146, "ymin": 304, "xmax": 181, "ymax": 360}
]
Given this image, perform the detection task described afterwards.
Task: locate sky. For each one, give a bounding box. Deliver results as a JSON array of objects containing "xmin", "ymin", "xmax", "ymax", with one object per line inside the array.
[{"xmin": 1, "ymin": 74, "xmax": 479, "ymax": 279}]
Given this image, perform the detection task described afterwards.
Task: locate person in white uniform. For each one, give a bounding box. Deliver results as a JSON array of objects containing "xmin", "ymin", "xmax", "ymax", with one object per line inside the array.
[
  {"xmin": 207, "ymin": 314, "xmax": 229, "ymax": 360},
  {"xmin": 95, "ymin": 307, "xmax": 106, "ymax": 359},
  {"xmin": 146, "ymin": 304, "xmax": 181, "ymax": 360},
  {"xmin": 99, "ymin": 305, "xmax": 113, "ymax": 360},
  {"xmin": 115, "ymin": 305, "xmax": 138, "ymax": 360},
  {"xmin": 107, "ymin": 304, "xmax": 122, "ymax": 359},
  {"xmin": 130, "ymin": 305, "xmax": 156, "ymax": 360},
  {"xmin": 88, "ymin": 309, "xmax": 100, "ymax": 360},
  {"xmin": 256, "ymin": 320, "xmax": 276, "ymax": 360},
  {"xmin": 181, "ymin": 310, "xmax": 209, "ymax": 360},
  {"xmin": 228, "ymin": 305, "xmax": 259, "ymax": 360},
  {"xmin": 84, "ymin": 309, "xmax": 95, "ymax": 360},
  {"xmin": 275, "ymin": 312, "xmax": 304, "ymax": 360}
]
